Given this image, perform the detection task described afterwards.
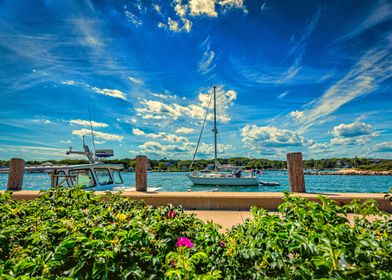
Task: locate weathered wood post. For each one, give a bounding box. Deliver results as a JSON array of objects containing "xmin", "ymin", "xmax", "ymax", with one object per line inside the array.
[
  {"xmin": 7, "ymin": 158, "xmax": 25, "ymax": 191},
  {"xmin": 135, "ymin": 155, "xmax": 147, "ymax": 191},
  {"xmin": 286, "ymin": 152, "xmax": 306, "ymax": 193}
]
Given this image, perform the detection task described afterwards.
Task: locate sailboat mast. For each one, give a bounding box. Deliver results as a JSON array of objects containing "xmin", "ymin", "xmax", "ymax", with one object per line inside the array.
[{"xmin": 213, "ymin": 86, "xmax": 218, "ymax": 171}]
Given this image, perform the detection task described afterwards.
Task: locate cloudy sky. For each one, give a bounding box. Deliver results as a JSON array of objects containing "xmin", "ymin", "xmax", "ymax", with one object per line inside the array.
[{"xmin": 0, "ymin": 0, "xmax": 391, "ymax": 160}]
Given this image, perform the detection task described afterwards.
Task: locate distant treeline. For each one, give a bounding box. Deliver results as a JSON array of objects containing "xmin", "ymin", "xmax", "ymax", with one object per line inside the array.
[{"xmin": 1, "ymin": 157, "xmax": 391, "ymax": 171}]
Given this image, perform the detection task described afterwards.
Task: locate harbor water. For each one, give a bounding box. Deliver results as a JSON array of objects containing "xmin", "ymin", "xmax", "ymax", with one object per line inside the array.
[{"xmin": 0, "ymin": 171, "xmax": 391, "ymax": 193}]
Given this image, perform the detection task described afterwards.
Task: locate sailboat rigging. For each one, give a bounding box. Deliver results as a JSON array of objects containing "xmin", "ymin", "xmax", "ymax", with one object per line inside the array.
[{"xmin": 187, "ymin": 86, "xmax": 260, "ymax": 186}]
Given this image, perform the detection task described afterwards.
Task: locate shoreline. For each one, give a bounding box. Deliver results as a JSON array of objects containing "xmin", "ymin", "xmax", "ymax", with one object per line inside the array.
[{"xmin": 305, "ymin": 168, "xmax": 392, "ymax": 176}]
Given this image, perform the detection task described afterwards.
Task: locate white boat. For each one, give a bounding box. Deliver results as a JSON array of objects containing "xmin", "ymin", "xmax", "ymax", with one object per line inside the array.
[
  {"xmin": 188, "ymin": 172, "xmax": 259, "ymax": 186},
  {"xmin": 187, "ymin": 86, "xmax": 260, "ymax": 186}
]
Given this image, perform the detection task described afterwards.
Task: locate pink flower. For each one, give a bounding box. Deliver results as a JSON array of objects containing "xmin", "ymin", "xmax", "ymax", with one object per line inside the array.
[
  {"xmin": 168, "ymin": 210, "xmax": 177, "ymax": 219},
  {"xmin": 111, "ymin": 221, "xmax": 115, "ymax": 225},
  {"xmin": 176, "ymin": 237, "xmax": 194, "ymax": 248},
  {"xmin": 219, "ymin": 241, "xmax": 226, "ymax": 248}
]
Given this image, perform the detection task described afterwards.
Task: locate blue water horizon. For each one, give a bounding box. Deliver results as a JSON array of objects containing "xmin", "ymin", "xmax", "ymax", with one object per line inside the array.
[{"xmin": 0, "ymin": 171, "xmax": 391, "ymax": 193}]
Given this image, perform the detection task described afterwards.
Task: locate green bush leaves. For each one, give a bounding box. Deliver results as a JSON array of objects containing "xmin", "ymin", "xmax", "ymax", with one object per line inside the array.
[{"xmin": 0, "ymin": 188, "xmax": 391, "ymax": 279}]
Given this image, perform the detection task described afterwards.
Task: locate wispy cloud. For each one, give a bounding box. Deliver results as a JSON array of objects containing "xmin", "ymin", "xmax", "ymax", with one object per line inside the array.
[
  {"xmin": 278, "ymin": 91, "xmax": 288, "ymax": 99},
  {"xmin": 198, "ymin": 39, "xmax": 216, "ymax": 74},
  {"xmin": 128, "ymin": 76, "xmax": 144, "ymax": 85},
  {"xmin": 290, "ymin": 35, "xmax": 392, "ymax": 131},
  {"xmin": 235, "ymin": 7, "xmax": 322, "ymax": 86},
  {"xmin": 332, "ymin": 0, "xmax": 392, "ymax": 47}
]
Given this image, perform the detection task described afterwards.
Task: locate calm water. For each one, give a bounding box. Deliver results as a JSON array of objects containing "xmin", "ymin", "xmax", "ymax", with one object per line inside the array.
[{"xmin": 0, "ymin": 171, "xmax": 391, "ymax": 193}]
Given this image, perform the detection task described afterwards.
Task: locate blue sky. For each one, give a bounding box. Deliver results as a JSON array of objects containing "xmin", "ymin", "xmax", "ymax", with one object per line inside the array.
[{"xmin": 0, "ymin": 0, "xmax": 391, "ymax": 160}]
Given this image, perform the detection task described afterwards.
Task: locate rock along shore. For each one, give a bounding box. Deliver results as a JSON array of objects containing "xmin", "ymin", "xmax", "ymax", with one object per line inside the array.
[{"xmin": 305, "ymin": 168, "xmax": 392, "ymax": 176}]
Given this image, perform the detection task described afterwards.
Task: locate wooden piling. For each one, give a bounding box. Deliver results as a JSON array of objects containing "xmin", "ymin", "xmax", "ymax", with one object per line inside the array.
[
  {"xmin": 135, "ymin": 155, "xmax": 147, "ymax": 191},
  {"xmin": 7, "ymin": 158, "xmax": 25, "ymax": 191},
  {"xmin": 286, "ymin": 152, "xmax": 306, "ymax": 193}
]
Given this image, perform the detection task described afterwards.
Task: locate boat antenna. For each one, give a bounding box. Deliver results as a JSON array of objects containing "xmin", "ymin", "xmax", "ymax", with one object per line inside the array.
[
  {"xmin": 213, "ymin": 85, "xmax": 218, "ymax": 172},
  {"xmin": 88, "ymin": 106, "xmax": 96, "ymax": 154}
]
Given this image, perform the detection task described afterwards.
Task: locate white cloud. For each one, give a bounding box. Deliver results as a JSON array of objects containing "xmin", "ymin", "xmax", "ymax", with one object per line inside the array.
[
  {"xmin": 132, "ymin": 128, "xmax": 145, "ymax": 136},
  {"xmin": 128, "ymin": 76, "xmax": 143, "ymax": 85},
  {"xmin": 372, "ymin": 142, "xmax": 392, "ymax": 153},
  {"xmin": 330, "ymin": 121, "xmax": 379, "ymax": 146},
  {"xmin": 166, "ymin": 17, "xmax": 192, "ymax": 33},
  {"xmin": 69, "ymin": 119, "xmax": 108, "ymax": 128},
  {"xmin": 309, "ymin": 143, "xmax": 329, "ymax": 151},
  {"xmin": 62, "ymin": 80, "xmax": 127, "ymax": 100},
  {"xmin": 218, "ymin": 0, "xmax": 247, "ymax": 12},
  {"xmin": 168, "ymin": 17, "xmax": 180, "ymax": 31},
  {"xmin": 32, "ymin": 119, "xmax": 51, "ymax": 124},
  {"xmin": 289, "ymin": 110, "xmax": 304, "ymax": 121},
  {"xmin": 175, "ymin": 127, "xmax": 195, "ymax": 134},
  {"xmin": 72, "ymin": 129, "xmax": 123, "ymax": 141},
  {"xmin": 132, "ymin": 128, "xmax": 188, "ymax": 142},
  {"xmin": 182, "ymin": 18, "xmax": 192, "ymax": 32},
  {"xmin": 153, "ymin": 4, "xmax": 161, "ymax": 14},
  {"xmin": 174, "ymin": 1, "xmax": 188, "ymax": 17},
  {"xmin": 189, "ymin": 0, "xmax": 217, "ymax": 17},
  {"xmin": 62, "ymin": 80, "xmax": 77, "ymax": 85},
  {"xmin": 138, "ymin": 141, "xmax": 188, "ymax": 154},
  {"xmin": 91, "ymin": 87, "xmax": 127, "ymax": 100},
  {"xmin": 151, "ymin": 92, "xmax": 178, "ymax": 99},
  {"xmin": 290, "ymin": 35, "xmax": 392, "ymax": 131},
  {"xmin": 136, "ymin": 140, "xmax": 232, "ymax": 158},
  {"xmin": 60, "ymin": 140, "xmax": 72, "ymax": 144},
  {"xmin": 135, "ymin": 86, "xmax": 237, "ymax": 122},
  {"xmin": 160, "ymin": 0, "xmax": 245, "ymax": 33},
  {"xmin": 241, "ymin": 125, "xmax": 311, "ymax": 148},
  {"xmin": 332, "ymin": 121, "xmax": 373, "ymax": 138}
]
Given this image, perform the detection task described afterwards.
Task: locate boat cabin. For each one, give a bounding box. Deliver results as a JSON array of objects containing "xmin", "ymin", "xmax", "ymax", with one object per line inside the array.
[{"xmin": 49, "ymin": 163, "xmax": 125, "ymax": 191}]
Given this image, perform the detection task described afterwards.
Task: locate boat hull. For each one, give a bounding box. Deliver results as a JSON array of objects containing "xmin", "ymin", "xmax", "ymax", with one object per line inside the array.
[{"xmin": 188, "ymin": 175, "xmax": 259, "ymax": 186}]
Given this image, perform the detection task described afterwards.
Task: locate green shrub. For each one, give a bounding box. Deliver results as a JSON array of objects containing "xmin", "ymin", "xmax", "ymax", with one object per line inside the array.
[{"xmin": 0, "ymin": 188, "xmax": 391, "ymax": 279}]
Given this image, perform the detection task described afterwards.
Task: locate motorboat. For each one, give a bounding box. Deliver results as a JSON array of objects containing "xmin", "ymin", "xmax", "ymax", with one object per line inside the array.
[{"xmin": 2, "ymin": 138, "xmax": 150, "ymax": 191}]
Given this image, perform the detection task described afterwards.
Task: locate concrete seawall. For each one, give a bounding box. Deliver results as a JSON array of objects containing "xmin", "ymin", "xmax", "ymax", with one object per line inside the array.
[{"xmin": 1, "ymin": 191, "xmax": 391, "ymax": 213}]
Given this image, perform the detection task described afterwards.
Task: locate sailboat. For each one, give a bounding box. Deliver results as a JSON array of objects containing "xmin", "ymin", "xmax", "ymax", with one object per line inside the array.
[{"xmin": 187, "ymin": 86, "xmax": 260, "ymax": 186}]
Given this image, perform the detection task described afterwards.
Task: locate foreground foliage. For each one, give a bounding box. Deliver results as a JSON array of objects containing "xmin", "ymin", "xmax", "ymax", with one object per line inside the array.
[{"xmin": 0, "ymin": 189, "xmax": 391, "ymax": 279}]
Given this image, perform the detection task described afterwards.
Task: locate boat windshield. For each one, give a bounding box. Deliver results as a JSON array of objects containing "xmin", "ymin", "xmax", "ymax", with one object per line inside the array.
[
  {"xmin": 112, "ymin": 170, "xmax": 123, "ymax": 184},
  {"xmin": 56, "ymin": 171, "xmax": 70, "ymax": 188},
  {"xmin": 69, "ymin": 169, "xmax": 95, "ymax": 188},
  {"xmin": 94, "ymin": 168, "xmax": 113, "ymax": 185}
]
